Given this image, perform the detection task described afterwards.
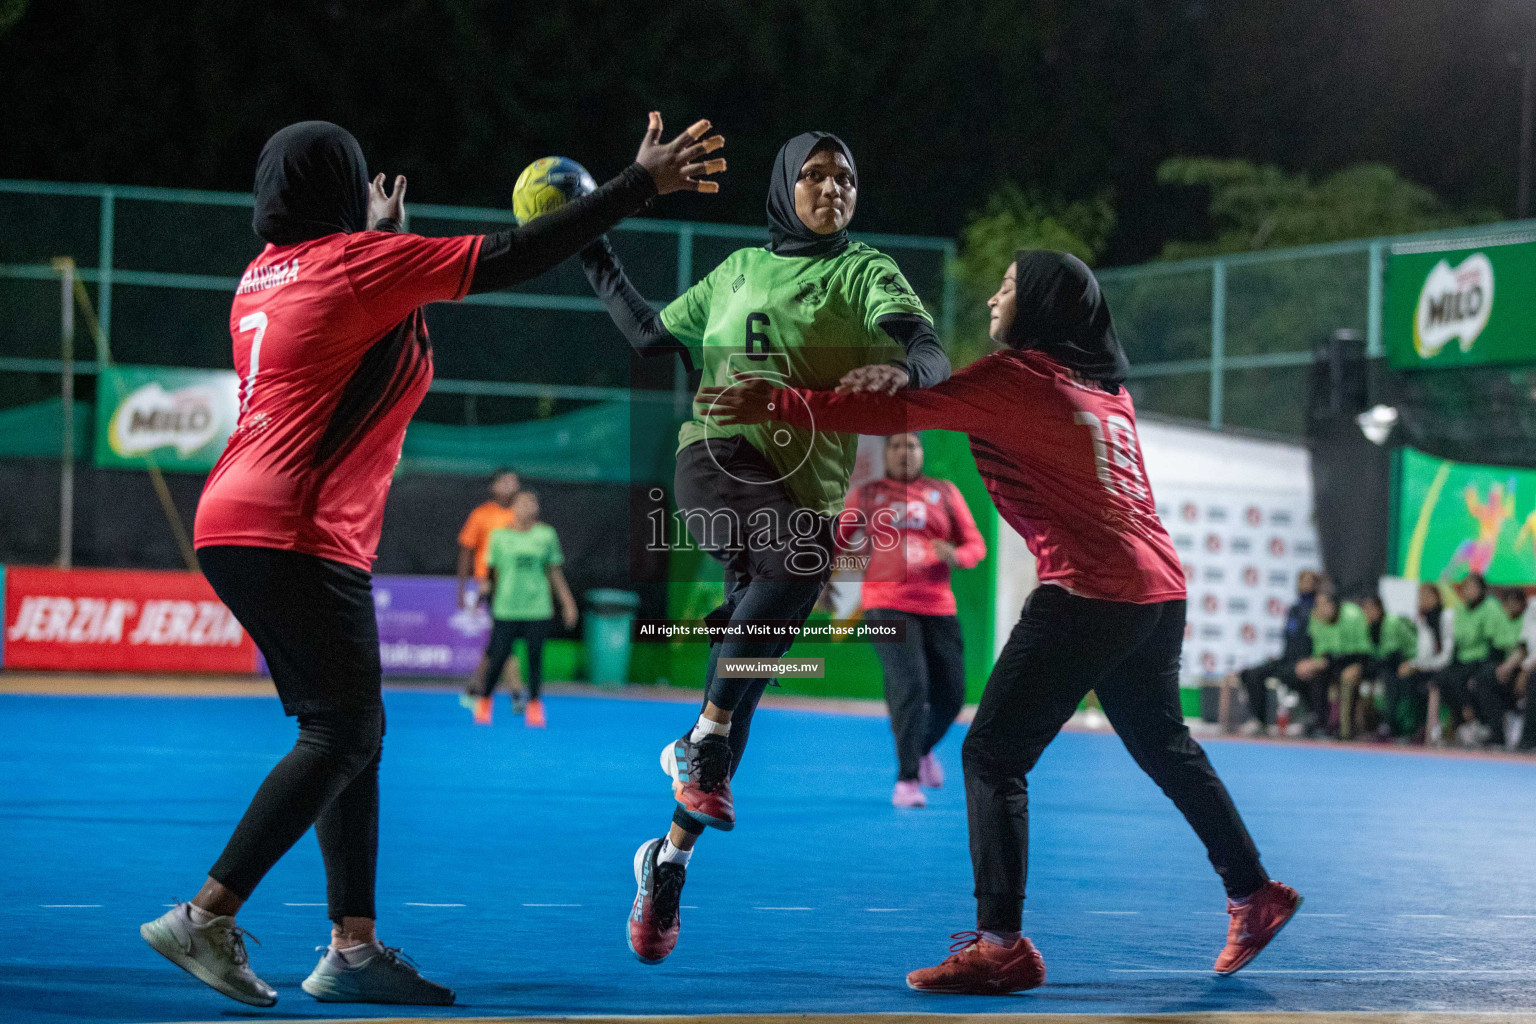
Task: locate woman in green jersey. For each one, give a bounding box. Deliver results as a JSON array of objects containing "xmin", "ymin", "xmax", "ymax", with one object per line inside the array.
[{"xmin": 582, "ymin": 131, "xmax": 949, "ymax": 963}]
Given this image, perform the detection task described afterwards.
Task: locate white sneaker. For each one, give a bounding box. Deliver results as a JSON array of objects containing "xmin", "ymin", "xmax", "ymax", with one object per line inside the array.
[
  {"xmin": 1239, "ymin": 720, "xmax": 1263, "ymax": 737},
  {"xmin": 302, "ymin": 942, "xmax": 455, "ymax": 1005},
  {"xmin": 140, "ymin": 903, "xmax": 277, "ymax": 1007}
]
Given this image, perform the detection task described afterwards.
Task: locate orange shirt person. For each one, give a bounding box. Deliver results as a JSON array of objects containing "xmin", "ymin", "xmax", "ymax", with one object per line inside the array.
[{"xmin": 456, "ymin": 468, "xmax": 520, "ymax": 609}]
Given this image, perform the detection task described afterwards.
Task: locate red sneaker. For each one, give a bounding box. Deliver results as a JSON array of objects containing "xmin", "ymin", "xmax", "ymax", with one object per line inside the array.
[
  {"xmin": 906, "ymin": 932, "xmax": 1046, "ymax": 994},
  {"xmin": 1215, "ymin": 880, "xmax": 1302, "ymax": 975},
  {"xmin": 627, "ymin": 838, "xmax": 685, "ymax": 964},
  {"xmin": 524, "ymin": 698, "xmax": 546, "ymax": 729},
  {"xmin": 472, "ymin": 696, "xmax": 493, "ymax": 725},
  {"xmin": 661, "ymin": 733, "xmax": 734, "ymax": 830}
]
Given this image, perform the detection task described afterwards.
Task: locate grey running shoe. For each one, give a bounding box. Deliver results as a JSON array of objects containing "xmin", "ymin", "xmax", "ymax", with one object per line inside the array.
[
  {"xmin": 301, "ymin": 942, "xmax": 455, "ymax": 1005},
  {"xmin": 140, "ymin": 902, "xmax": 277, "ymax": 1007}
]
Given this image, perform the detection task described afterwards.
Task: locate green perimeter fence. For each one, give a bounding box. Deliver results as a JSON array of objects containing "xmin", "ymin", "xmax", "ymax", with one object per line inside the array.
[{"xmin": 7, "ymin": 178, "xmax": 1536, "ymax": 449}]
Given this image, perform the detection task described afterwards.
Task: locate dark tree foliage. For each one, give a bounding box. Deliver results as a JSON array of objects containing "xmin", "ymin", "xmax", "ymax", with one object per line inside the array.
[{"xmin": 0, "ymin": 0, "xmax": 1531, "ymax": 262}]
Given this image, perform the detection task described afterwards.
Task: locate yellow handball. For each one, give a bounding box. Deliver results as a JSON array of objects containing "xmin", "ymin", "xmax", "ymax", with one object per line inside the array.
[{"xmin": 511, "ymin": 157, "xmax": 598, "ymax": 225}]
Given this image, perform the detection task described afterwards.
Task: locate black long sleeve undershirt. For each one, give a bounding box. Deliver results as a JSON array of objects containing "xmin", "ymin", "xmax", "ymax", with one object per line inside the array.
[
  {"xmin": 581, "ymin": 236, "xmax": 951, "ymax": 388},
  {"xmin": 467, "ymin": 163, "xmax": 657, "ymax": 294}
]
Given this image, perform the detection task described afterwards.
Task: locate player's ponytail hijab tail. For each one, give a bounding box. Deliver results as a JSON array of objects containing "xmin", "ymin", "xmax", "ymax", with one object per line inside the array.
[
  {"xmin": 252, "ymin": 121, "xmax": 370, "ymax": 245},
  {"xmin": 1007, "ymin": 250, "xmax": 1129, "ymax": 391},
  {"xmin": 765, "ymin": 132, "xmax": 856, "ymax": 258}
]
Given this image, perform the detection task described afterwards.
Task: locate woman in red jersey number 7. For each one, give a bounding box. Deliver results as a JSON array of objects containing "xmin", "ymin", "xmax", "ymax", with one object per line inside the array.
[
  {"xmin": 138, "ymin": 116, "xmax": 724, "ymax": 1010},
  {"xmin": 703, "ymin": 250, "xmax": 1302, "ymax": 995}
]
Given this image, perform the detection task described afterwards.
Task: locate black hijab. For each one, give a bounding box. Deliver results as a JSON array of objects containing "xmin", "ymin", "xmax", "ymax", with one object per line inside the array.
[
  {"xmin": 1006, "ymin": 250, "xmax": 1129, "ymax": 389},
  {"xmin": 252, "ymin": 121, "xmax": 370, "ymax": 245},
  {"xmin": 765, "ymin": 132, "xmax": 856, "ymax": 258}
]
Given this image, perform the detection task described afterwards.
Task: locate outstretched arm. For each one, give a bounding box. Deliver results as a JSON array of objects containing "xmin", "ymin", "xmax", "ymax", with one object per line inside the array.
[
  {"xmin": 580, "ymin": 236, "xmax": 693, "ymax": 366},
  {"xmin": 701, "ymin": 366, "xmax": 994, "ymax": 436},
  {"xmin": 467, "ymin": 112, "xmax": 725, "ymax": 294}
]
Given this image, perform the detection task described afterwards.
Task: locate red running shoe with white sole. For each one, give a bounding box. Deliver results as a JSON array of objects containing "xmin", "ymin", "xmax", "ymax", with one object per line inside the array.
[
  {"xmin": 661, "ymin": 732, "xmax": 734, "ymax": 830},
  {"xmin": 1215, "ymin": 880, "xmax": 1302, "ymax": 975},
  {"xmin": 627, "ymin": 838, "xmax": 685, "ymax": 964},
  {"xmin": 906, "ymin": 931, "xmax": 1046, "ymax": 994}
]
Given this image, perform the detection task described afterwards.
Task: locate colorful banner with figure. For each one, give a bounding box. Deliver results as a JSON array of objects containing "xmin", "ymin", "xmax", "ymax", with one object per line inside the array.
[
  {"xmin": 1384, "ymin": 235, "xmax": 1536, "ymax": 370},
  {"xmin": 1394, "ymin": 446, "xmax": 1536, "ymax": 585},
  {"xmin": 93, "ymin": 364, "xmax": 240, "ymax": 472}
]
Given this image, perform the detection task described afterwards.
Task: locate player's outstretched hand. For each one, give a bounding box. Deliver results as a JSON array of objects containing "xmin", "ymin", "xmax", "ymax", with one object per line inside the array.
[
  {"xmin": 368, "ymin": 173, "xmax": 407, "ymax": 229},
  {"xmin": 636, "ymin": 112, "xmax": 726, "ymax": 195},
  {"xmin": 697, "ymin": 376, "xmax": 775, "ymax": 425},
  {"xmin": 835, "ymin": 364, "xmax": 908, "ymax": 396}
]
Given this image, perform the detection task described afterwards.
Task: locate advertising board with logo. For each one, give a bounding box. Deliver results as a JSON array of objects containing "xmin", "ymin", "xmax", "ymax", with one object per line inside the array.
[
  {"xmin": 1385, "ymin": 236, "xmax": 1536, "ymax": 370},
  {"xmin": 1393, "ymin": 445, "xmax": 1536, "ymax": 586},
  {"xmin": 1156, "ymin": 487, "xmax": 1321, "ymax": 679},
  {"xmin": 372, "ymin": 575, "xmax": 493, "ymax": 677},
  {"xmin": 93, "ymin": 365, "xmax": 240, "ymax": 471},
  {"xmin": 3, "ymin": 566, "xmax": 257, "ymax": 672}
]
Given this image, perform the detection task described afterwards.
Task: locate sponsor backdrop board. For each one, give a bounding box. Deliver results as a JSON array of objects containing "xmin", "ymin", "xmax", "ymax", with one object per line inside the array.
[
  {"xmin": 371, "ymin": 575, "xmax": 492, "ymax": 677},
  {"xmin": 1385, "ymin": 236, "xmax": 1536, "ymax": 370},
  {"xmin": 1393, "ymin": 445, "xmax": 1536, "ymax": 586},
  {"xmin": 93, "ymin": 364, "xmax": 240, "ymax": 471},
  {"xmin": 1158, "ymin": 487, "xmax": 1322, "ymax": 678},
  {"xmin": 3, "ymin": 566, "xmax": 257, "ymax": 672}
]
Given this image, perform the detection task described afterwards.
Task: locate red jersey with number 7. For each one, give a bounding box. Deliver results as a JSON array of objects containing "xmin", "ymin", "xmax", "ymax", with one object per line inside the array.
[
  {"xmin": 194, "ymin": 230, "xmax": 482, "ymax": 571},
  {"xmin": 773, "ymin": 348, "xmax": 1185, "ymax": 604}
]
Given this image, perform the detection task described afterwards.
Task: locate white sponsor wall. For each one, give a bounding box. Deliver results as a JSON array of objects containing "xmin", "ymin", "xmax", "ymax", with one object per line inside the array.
[{"xmin": 992, "ymin": 417, "xmax": 1320, "ymax": 681}]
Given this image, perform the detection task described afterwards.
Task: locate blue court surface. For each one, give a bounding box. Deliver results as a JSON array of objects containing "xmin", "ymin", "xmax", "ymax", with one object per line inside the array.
[{"xmin": 1, "ymin": 689, "xmax": 1534, "ymax": 1022}]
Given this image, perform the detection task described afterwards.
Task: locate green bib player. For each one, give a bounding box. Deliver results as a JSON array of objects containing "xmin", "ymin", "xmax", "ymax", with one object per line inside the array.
[{"xmin": 582, "ymin": 131, "xmax": 949, "ymax": 963}]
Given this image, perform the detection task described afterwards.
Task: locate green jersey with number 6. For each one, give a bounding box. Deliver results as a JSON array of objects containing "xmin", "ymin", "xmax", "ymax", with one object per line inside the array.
[{"xmin": 661, "ymin": 242, "xmax": 930, "ymax": 513}]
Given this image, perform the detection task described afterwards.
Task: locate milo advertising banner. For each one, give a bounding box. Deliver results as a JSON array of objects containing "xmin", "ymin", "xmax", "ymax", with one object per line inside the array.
[
  {"xmin": 93, "ymin": 365, "xmax": 239, "ymax": 471},
  {"xmin": 1394, "ymin": 446, "xmax": 1536, "ymax": 585},
  {"xmin": 1384, "ymin": 235, "xmax": 1536, "ymax": 370}
]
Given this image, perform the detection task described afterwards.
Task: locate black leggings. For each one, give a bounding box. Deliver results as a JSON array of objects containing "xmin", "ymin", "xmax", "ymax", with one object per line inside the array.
[
  {"xmin": 481, "ymin": 618, "xmax": 551, "ymax": 699},
  {"xmin": 670, "ymin": 438, "xmax": 832, "ymax": 836},
  {"xmin": 866, "ymin": 609, "xmax": 965, "ymax": 781},
  {"xmin": 198, "ymin": 545, "xmax": 386, "ymax": 923},
  {"xmin": 965, "ymin": 585, "xmax": 1268, "ymax": 932},
  {"xmin": 1238, "ymin": 657, "xmax": 1299, "ymax": 726}
]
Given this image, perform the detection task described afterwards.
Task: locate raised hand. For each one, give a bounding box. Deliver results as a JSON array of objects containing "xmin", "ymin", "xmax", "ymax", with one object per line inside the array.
[
  {"xmin": 635, "ymin": 112, "xmax": 726, "ymax": 195},
  {"xmin": 368, "ymin": 173, "xmax": 407, "ymax": 229}
]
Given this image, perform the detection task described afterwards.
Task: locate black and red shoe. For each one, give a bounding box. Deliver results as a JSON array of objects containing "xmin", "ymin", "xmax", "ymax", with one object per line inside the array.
[
  {"xmin": 661, "ymin": 732, "xmax": 734, "ymax": 830},
  {"xmin": 628, "ymin": 838, "xmax": 686, "ymax": 964}
]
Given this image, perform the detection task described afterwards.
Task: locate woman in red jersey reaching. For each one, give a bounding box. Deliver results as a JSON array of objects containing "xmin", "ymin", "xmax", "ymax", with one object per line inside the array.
[
  {"xmin": 704, "ymin": 250, "xmax": 1301, "ymax": 995},
  {"xmin": 139, "ymin": 116, "xmax": 724, "ymax": 1009}
]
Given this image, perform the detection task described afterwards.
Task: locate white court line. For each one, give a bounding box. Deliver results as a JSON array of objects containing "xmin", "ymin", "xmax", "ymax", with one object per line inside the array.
[
  {"xmin": 1112, "ymin": 968, "xmax": 1531, "ymax": 975},
  {"xmin": 522, "ymin": 903, "xmax": 580, "ymax": 907},
  {"xmin": 284, "ymin": 902, "xmax": 326, "ymax": 907},
  {"xmin": 1304, "ymin": 913, "xmax": 1346, "ymax": 917},
  {"xmin": 1497, "ymin": 914, "xmax": 1536, "ymax": 919},
  {"xmin": 866, "ymin": 908, "xmax": 902, "ymax": 912},
  {"xmin": 407, "ymin": 902, "xmax": 466, "ymax": 907},
  {"xmin": 681, "ymin": 905, "xmax": 699, "ymax": 909},
  {"xmin": 42, "ymin": 904, "xmax": 101, "ymax": 908},
  {"xmin": 1089, "ymin": 910, "xmax": 1140, "ymax": 915},
  {"xmin": 1399, "ymin": 913, "xmax": 1448, "ymax": 918},
  {"xmin": 754, "ymin": 906, "xmax": 813, "ymax": 911}
]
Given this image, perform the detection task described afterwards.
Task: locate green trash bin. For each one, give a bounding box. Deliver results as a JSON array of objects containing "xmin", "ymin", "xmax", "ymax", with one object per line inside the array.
[{"xmin": 585, "ymin": 589, "xmax": 641, "ymax": 687}]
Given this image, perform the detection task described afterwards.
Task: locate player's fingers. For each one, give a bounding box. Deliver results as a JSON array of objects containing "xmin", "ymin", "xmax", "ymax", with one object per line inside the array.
[
  {"xmin": 672, "ymin": 118, "xmax": 711, "ymax": 148},
  {"xmin": 688, "ymin": 179, "xmax": 721, "ymax": 194},
  {"xmin": 372, "ymin": 173, "xmax": 386, "ymax": 192},
  {"xmin": 644, "ymin": 111, "xmax": 663, "ymax": 146},
  {"xmin": 680, "ymin": 159, "xmax": 727, "ymax": 179},
  {"xmin": 393, "ymin": 175, "xmax": 407, "ymax": 201},
  {"xmin": 680, "ymin": 137, "xmax": 726, "ymax": 162}
]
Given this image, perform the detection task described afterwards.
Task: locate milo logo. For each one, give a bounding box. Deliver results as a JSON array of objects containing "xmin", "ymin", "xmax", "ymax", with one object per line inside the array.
[
  {"xmin": 1414, "ymin": 253, "xmax": 1493, "ymax": 358},
  {"xmin": 108, "ymin": 382, "xmax": 223, "ymax": 457}
]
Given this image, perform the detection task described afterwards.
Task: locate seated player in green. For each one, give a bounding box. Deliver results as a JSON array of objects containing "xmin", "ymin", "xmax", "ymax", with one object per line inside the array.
[
  {"xmin": 1359, "ymin": 594, "xmax": 1416, "ymax": 738},
  {"xmin": 1293, "ymin": 590, "xmax": 1373, "ymax": 737},
  {"xmin": 478, "ymin": 491, "xmax": 578, "ymax": 728}
]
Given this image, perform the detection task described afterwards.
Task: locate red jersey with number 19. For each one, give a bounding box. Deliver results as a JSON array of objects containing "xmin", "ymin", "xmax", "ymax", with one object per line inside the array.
[
  {"xmin": 194, "ymin": 230, "xmax": 482, "ymax": 571},
  {"xmin": 773, "ymin": 349, "xmax": 1185, "ymax": 604}
]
